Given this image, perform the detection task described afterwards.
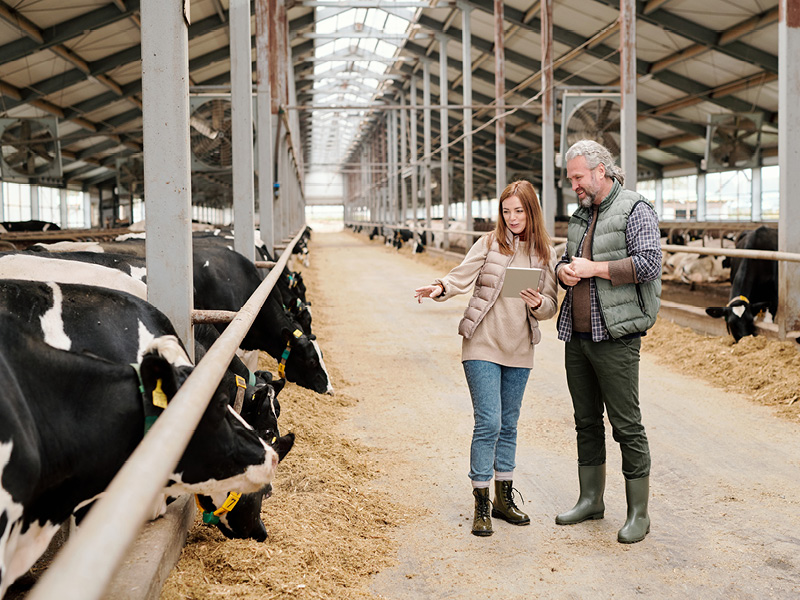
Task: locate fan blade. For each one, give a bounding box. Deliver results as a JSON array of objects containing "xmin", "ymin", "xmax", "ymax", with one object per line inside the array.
[{"xmin": 190, "ymin": 115, "xmax": 220, "ymax": 140}]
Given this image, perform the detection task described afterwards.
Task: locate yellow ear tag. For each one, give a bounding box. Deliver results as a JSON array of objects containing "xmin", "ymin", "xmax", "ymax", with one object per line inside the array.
[
  {"xmin": 271, "ymin": 436, "xmax": 277, "ymax": 444},
  {"xmin": 293, "ymin": 329, "xmax": 303, "ymax": 338},
  {"xmin": 235, "ymin": 375, "xmax": 247, "ymax": 389},
  {"xmin": 152, "ymin": 378, "xmax": 168, "ymax": 409}
]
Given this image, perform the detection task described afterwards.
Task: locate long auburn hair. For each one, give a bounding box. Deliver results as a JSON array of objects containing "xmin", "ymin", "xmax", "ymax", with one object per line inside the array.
[{"xmin": 490, "ymin": 180, "xmax": 551, "ymax": 262}]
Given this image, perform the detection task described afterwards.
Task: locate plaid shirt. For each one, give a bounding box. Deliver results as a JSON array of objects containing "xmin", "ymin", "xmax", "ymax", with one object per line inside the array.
[{"xmin": 556, "ymin": 200, "xmax": 662, "ymax": 342}]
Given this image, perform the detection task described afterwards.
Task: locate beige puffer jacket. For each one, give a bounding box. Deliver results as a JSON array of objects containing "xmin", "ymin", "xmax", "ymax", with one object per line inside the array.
[{"xmin": 435, "ymin": 232, "xmax": 557, "ymax": 345}]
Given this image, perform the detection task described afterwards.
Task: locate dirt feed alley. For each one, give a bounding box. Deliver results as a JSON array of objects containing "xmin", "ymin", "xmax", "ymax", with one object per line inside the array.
[{"xmin": 165, "ymin": 230, "xmax": 800, "ymax": 600}]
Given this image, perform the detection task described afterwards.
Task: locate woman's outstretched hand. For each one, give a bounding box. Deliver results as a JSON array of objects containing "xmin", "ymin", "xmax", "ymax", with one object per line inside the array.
[
  {"xmin": 414, "ymin": 284, "xmax": 443, "ymax": 303},
  {"xmin": 520, "ymin": 288, "xmax": 543, "ymax": 309}
]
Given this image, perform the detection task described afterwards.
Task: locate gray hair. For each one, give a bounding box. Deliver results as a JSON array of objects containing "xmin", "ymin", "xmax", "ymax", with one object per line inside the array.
[{"xmin": 565, "ymin": 139, "xmax": 625, "ymax": 185}]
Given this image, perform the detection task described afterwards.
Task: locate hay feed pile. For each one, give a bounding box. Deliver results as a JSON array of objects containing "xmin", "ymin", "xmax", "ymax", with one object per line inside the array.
[
  {"xmin": 645, "ymin": 319, "xmax": 800, "ymax": 423},
  {"xmin": 161, "ymin": 365, "xmax": 407, "ymax": 599}
]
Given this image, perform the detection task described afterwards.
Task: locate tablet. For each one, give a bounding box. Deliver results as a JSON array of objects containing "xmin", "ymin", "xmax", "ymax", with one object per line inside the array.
[{"xmin": 501, "ymin": 267, "xmax": 544, "ymax": 298}]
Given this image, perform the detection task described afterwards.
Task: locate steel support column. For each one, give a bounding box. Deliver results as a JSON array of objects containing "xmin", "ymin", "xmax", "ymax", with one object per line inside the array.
[
  {"xmin": 141, "ymin": 0, "xmax": 194, "ymax": 357},
  {"xmin": 620, "ymin": 0, "xmax": 638, "ymax": 189},
  {"xmin": 494, "ymin": 0, "xmax": 506, "ymax": 198},
  {"xmin": 541, "ymin": 0, "xmax": 555, "ymax": 234},
  {"xmin": 438, "ymin": 33, "xmax": 450, "ymax": 250},
  {"xmin": 423, "ymin": 59, "xmax": 432, "ymax": 228},
  {"xmin": 460, "ymin": 2, "xmax": 473, "ymax": 235},
  {"xmin": 400, "ymin": 92, "xmax": 408, "ymax": 224},
  {"xmin": 231, "ymin": 0, "xmax": 255, "ymax": 261},
  {"xmin": 779, "ymin": 0, "xmax": 800, "ymax": 334},
  {"xmin": 410, "ymin": 75, "xmax": 419, "ymax": 229},
  {"xmin": 255, "ymin": 0, "xmax": 275, "ymax": 255}
]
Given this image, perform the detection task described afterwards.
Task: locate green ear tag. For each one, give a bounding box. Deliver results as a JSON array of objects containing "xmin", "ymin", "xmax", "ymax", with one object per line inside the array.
[{"xmin": 152, "ymin": 378, "xmax": 168, "ymax": 409}]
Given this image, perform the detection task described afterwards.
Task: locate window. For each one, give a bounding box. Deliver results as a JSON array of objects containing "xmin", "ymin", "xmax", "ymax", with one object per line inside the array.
[
  {"xmin": 661, "ymin": 175, "xmax": 697, "ymax": 220},
  {"xmin": 65, "ymin": 189, "xmax": 87, "ymax": 228},
  {"xmin": 38, "ymin": 186, "xmax": 62, "ymax": 226},
  {"xmin": 761, "ymin": 165, "xmax": 779, "ymax": 220},
  {"xmin": 706, "ymin": 169, "xmax": 752, "ymax": 220},
  {"xmin": 2, "ymin": 182, "xmax": 31, "ymax": 221},
  {"xmin": 637, "ymin": 180, "xmax": 657, "ymax": 207}
]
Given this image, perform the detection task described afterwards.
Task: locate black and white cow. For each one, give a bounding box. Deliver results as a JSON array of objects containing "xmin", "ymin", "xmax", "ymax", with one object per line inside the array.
[
  {"xmin": 0, "ymin": 315, "xmax": 280, "ymax": 597},
  {"xmin": 192, "ymin": 242, "xmax": 333, "ymax": 394},
  {"xmin": 705, "ymin": 226, "xmax": 779, "ymax": 342},
  {"xmin": 0, "ymin": 280, "xmax": 293, "ymax": 543},
  {"xmin": 0, "ymin": 219, "xmax": 60, "ymax": 232}
]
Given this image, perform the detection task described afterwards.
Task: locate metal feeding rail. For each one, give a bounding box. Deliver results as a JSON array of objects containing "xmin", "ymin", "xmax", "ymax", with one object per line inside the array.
[{"xmin": 27, "ymin": 227, "xmax": 306, "ymax": 600}]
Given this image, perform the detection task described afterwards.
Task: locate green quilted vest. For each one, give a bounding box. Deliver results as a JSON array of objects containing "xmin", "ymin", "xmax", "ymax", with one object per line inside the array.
[{"xmin": 566, "ymin": 181, "xmax": 661, "ymax": 338}]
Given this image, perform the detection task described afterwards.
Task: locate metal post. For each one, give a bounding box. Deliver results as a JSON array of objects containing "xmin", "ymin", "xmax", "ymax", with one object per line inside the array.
[
  {"xmin": 460, "ymin": 3, "xmax": 473, "ymax": 237},
  {"xmin": 230, "ymin": 0, "xmax": 255, "ymax": 261},
  {"xmin": 751, "ymin": 166, "xmax": 762, "ymax": 222},
  {"xmin": 438, "ymin": 33, "xmax": 450, "ymax": 250},
  {"xmin": 779, "ymin": 0, "xmax": 800, "ymax": 334},
  {"xmin": 696, "ymin": 172, "xmax": 706, "ymax": 221},
  {"xmin": 399, "ymin": 92, "xmax": 408, "ymax": 225},
  {"xmin": 494, "ymin": 0, "xmax": 506, "ymax": 198},
  {"xmin": 59, "ymin": 188, "xmax": 67, "ymax": 227},
  {"xmin": 620, "ymin": 0, "xmax": 637, "ymax": 190},
  {"xmin": 389, "ymin": 109, "xmax": 398, "ymax": 225},
  {"xmin": 140, "ymin": 0, "xmax": 194, "ymax": 357},
  {"xmin": 655, "ymin": 179, "xmax": 663, "ymax": 218},
  {"xmin": 30, "ymin": 184, "xmax": 39, "ymax": 220},
  {"xmin": 410, "ymin": 76, "xmax": 419, "ymax": 229},
  {"xmin": 541, "ymin": 0, "xmax": 555, "ymax": 235},
  {"xmin": 256, "ymin": 0, "xmax": 275, "ymax": 255},
  {"xmin": 423, "ymin": 59, "xmax": 432, "ymax": 228}
]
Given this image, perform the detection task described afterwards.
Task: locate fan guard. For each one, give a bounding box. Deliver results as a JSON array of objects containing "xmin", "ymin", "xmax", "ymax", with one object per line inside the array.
[
  {"xmin": 704, "ymin": 112, "xmax": 762, "ymax": 172},
  {"xmin": 558, "ymin": 92, "xmax": 621, "ymax": 169},
  {"xmin": 0, "ymin": 117, "xmax": 63, "ymax": 183},
  {"xmin": 190, "ymin": 97, "xmax": 234, "ymax": 171}
]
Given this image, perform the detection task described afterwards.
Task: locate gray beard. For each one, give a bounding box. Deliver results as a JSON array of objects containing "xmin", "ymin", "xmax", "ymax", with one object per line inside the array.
[{"xmin": 578, "ymin": 194, "xmax": 593, "ymax": 208}]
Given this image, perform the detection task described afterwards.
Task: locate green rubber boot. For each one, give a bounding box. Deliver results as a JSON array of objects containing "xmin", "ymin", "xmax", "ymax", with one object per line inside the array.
[
  {"xmin": 617, "ymin": 476, "xmax": 650, "ymax": 544},
  {"xmin": 492, "ymin": 480, "xmax": 530, "ymax": 526},
  {"xmin": 555, "ymin": 464, "xmax": 606, "ymax": 525},
  {"xmin": 471, "ymin": 488, "xmax": 493, "ymax": 537}
]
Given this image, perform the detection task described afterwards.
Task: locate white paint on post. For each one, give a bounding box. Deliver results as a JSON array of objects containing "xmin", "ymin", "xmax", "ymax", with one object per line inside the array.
[
  {"xmin": 230, "ymin": 0, "xmax": 256, "ymax": 262},
  {"xmin": 410, "ymin": 75, "xmax": 418, "ymax": 229},
  {"xmin": 494, "ymin": 0, "xmax": 506, "ymax": 198},
  {"xmin": 140, "ymin": 0, "xmax": 194, "ymax": 359},
  {"xmin": 423, "ymin": 59, "xmax": 432, "ymax": 228},
  {"xmin": 400, "ymin": 93, "xmax": 408, "ymax": 224},
  {"xmin": 256, "ymin": 0, "xmax": 275, "ymax": 255},
  {"xmin": 541, "ymin": 0, "xmax": 555, "ymax": 236},
  {"xmin": 779, "ymin": 0, "xmax": 800, "ymax": 334},
  {"xmin": 460, "ymin": 3, "xmax": 473, "ymax": 235},
  {"xmin": 620, "ymin": 0, "xmax": 637, "ymax": 190},
  {"xmin": 438, "ymin": 33, "xmax": 449, "ymax": 251}
]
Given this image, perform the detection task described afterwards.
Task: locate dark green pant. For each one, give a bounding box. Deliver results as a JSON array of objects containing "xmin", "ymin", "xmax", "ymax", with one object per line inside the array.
[{"xmin": 565, "ymin": 336, "xmax": 650, "ymax": 479}]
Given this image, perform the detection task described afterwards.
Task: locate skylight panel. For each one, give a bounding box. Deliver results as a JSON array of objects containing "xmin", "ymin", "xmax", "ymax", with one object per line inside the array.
[
  {"xmin": 384, "ymin": 14, "xmax": 409, "ymax": 34},
  {"xmin": 317, "ymin": 14, "xmax": 337, "ymax": 34},
  {"xmin": 316, "ymin": 40, "xmax": 335, "ymax": 57},
  {"xmin": 359, "ymin": 38, "xmax": 378, "ymax": 54},
  {"xmin": 375, "ymin": 40, "xmax": 397, "ymax": 58}
]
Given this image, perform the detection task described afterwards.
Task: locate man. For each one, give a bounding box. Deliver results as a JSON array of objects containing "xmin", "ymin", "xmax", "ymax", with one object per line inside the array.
[{"xmin": 554, "ymin": 139, "xmax": 661, "ymax": 544}]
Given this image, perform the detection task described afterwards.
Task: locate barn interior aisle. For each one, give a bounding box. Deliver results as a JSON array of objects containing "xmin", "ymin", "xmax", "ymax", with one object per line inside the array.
[{"xmin": 307, "ymin": 230, "xmax": 800, "ymax": 599}]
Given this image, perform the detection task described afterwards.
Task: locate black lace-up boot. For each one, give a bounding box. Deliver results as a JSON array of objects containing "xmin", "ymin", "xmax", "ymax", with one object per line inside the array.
[
  {"xmin": 492, "ymin": 480, "xmax": 530, "ymax": 526},
  {"xmin": 471, "ymin": 488, "xmax": 493, "ymax": 536}
]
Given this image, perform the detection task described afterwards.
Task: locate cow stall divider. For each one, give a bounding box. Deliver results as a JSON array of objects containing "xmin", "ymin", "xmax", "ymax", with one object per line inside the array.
[{"xmin": 27, "ymin": 226, "xmax": 307, "ymax": 600}]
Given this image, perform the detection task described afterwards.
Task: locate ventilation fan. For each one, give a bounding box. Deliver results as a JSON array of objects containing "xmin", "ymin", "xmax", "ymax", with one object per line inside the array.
[
  {"xmin": 0, "ymin": 117, "xmax": 63, "ymax": 183},
  {"xmin": 190, "ymin": 97, "xmax": 234, "ymax": 171},
  {"xmin": 558, "ymin": 92, "xmax": 621, "ymax": 168},
  {"xmin": 116, "ymin": 155, "xmax": 144, "ymax": 197},
  {"xmin": 704, "ymin": 112, "xmax": 762, "ymax": 171}
]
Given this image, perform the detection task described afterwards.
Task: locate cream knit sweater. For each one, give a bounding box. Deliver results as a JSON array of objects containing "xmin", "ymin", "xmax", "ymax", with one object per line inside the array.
[{"xmin": 435, "ymin": 235, "xmax": 558, "ymax": 368}]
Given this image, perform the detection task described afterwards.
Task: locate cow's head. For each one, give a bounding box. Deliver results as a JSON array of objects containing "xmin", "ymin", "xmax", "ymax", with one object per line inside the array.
[
  {"xmin": 282, "ymin": 327, "xmax": 333, "ymax": 394},
  {"xmin": 194, "ymin": 373, "xmax": 294, "ymax": 542},
  {"xmin": 705, "ymin": 297, "xmax": 771, "ymax": 342},
  {"xmin": 137, "ymin": 340, "xmax": 279, "ymax": 496}
]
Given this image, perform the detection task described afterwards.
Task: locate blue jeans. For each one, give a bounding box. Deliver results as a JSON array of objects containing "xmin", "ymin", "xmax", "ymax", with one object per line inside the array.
[{"xmin": 463, "ymin": 360, "xmax": 531, "ymax": 483}]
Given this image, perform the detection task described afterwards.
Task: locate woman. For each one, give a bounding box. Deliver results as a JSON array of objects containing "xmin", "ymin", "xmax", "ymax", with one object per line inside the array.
[{"xmin": 414, "ymin": 180, "xmax": 558, "ymax": 537}]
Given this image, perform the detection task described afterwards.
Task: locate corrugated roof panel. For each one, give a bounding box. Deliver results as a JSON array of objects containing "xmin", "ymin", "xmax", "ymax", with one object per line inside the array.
[{"xmin": 661, "ymin": 0, "xmax": 776, "ymax": 31}]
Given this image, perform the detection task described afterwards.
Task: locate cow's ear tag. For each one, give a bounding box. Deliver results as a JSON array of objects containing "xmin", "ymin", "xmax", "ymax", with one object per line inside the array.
[
  {"xmin": 293, "ymin": 329, "xmax": 303, "ymax": 338},
  {"xmin": 152, "ymin": 379, "xmax": 169, "ymax": 409}
]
